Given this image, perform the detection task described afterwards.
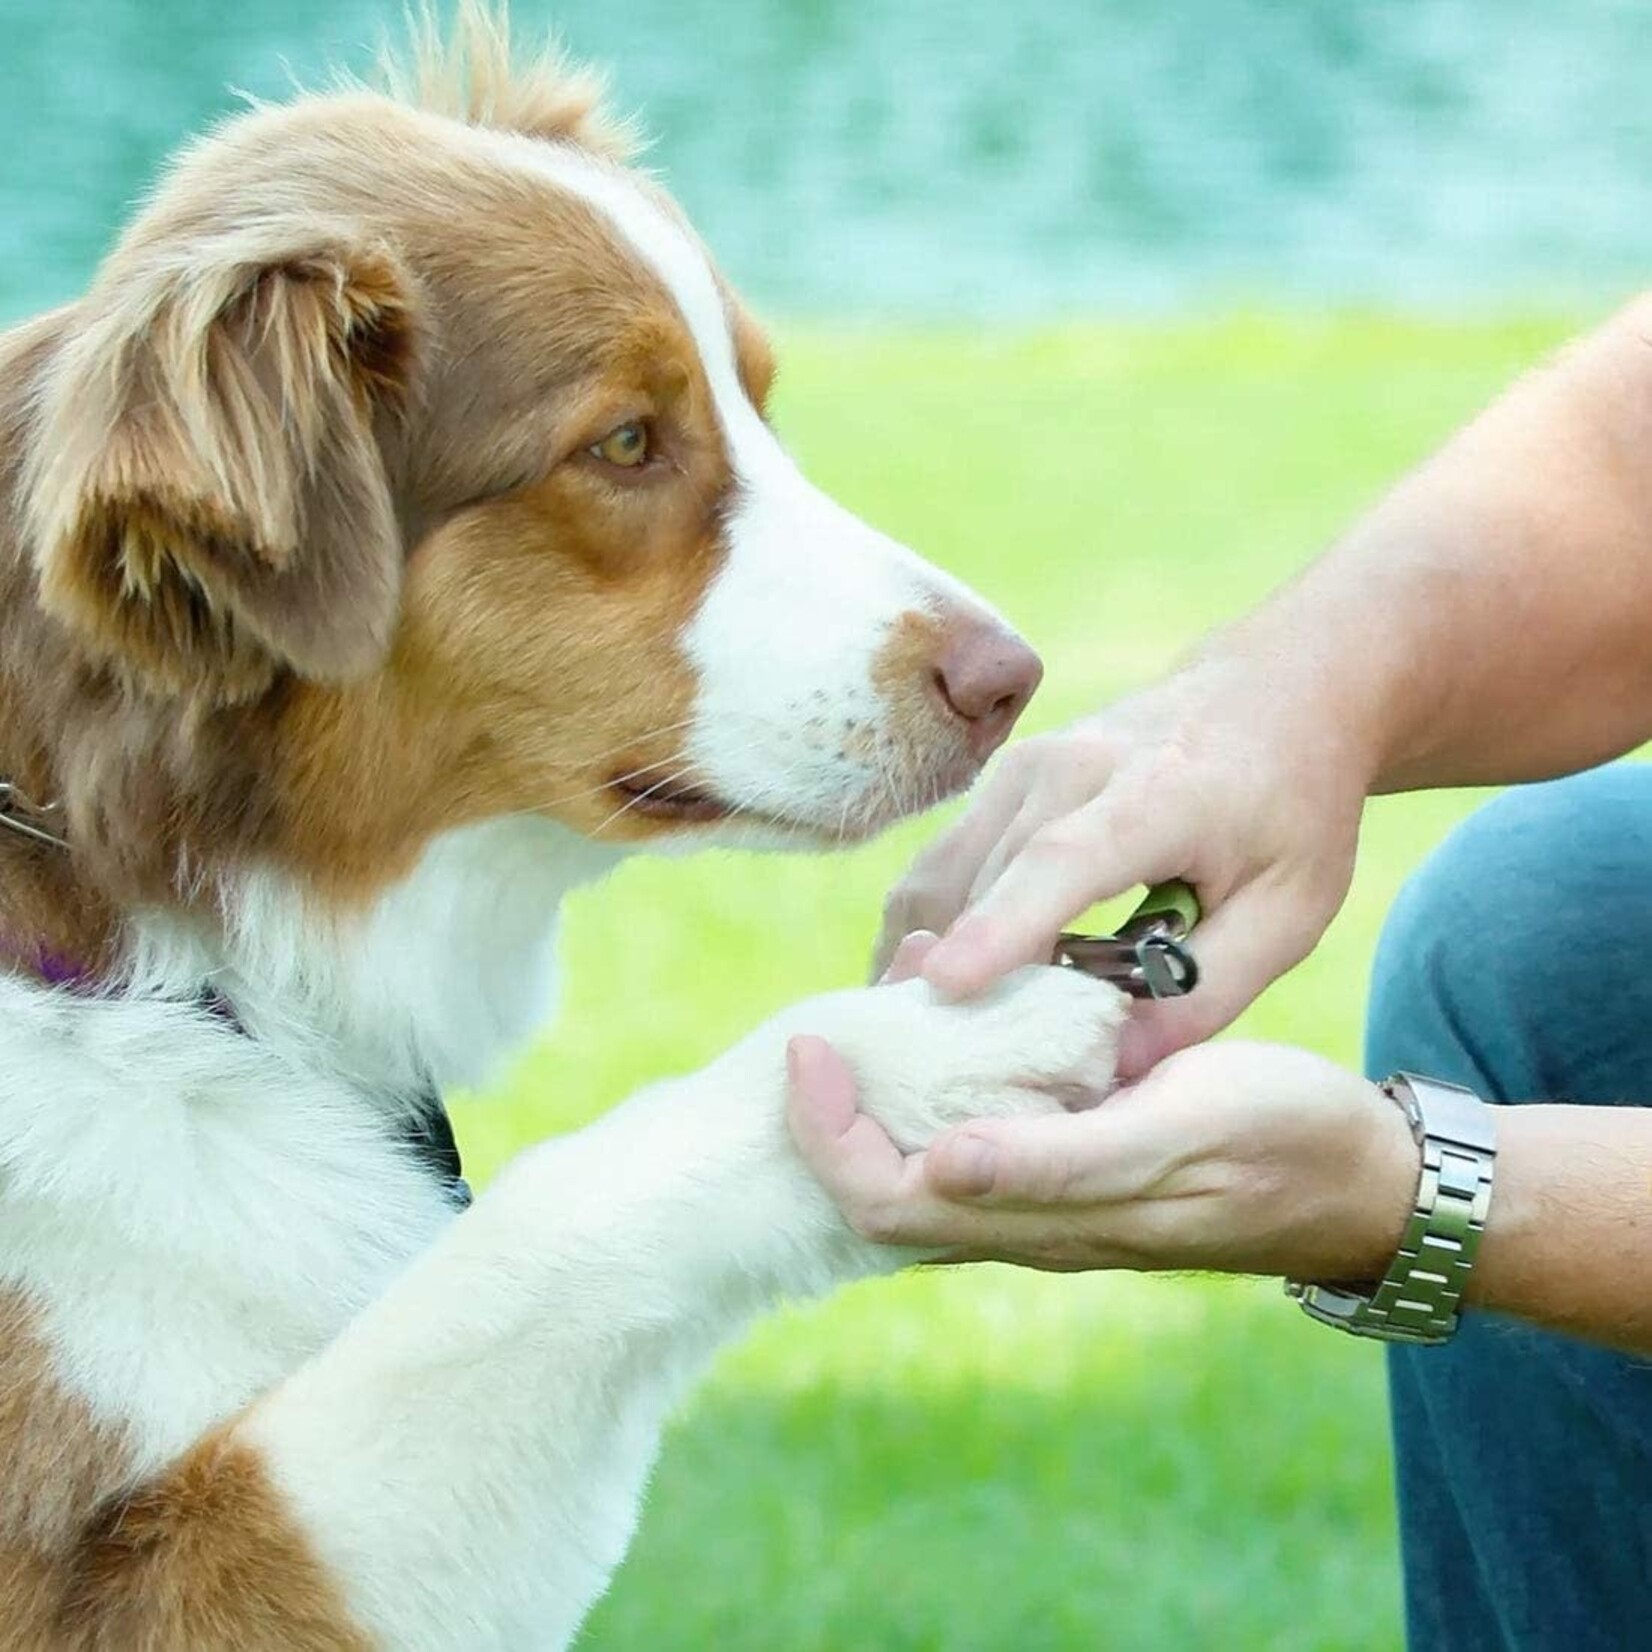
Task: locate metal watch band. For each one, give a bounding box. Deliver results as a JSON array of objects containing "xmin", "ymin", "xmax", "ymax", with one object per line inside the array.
[{"xmin": 1285, "ymin": 1072, "xmax": 1497, "ymax": 1345}]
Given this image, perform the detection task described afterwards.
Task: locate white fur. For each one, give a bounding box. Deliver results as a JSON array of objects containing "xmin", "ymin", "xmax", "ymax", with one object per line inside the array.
[
  {"xmin": 125, "ymin": 815, "xmax": 622, "ymax": 1095},
  {"xmin": 2, "ymin": 875, "xmax": 1120, "ymax": 1650},
  {"xmin": 0, "ymin": 976, "xmax": 454, "ymax": 1480}
]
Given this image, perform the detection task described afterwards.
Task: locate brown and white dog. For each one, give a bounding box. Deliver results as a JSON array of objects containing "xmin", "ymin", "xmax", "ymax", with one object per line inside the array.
[{"xmin": 0, "ymin": 11, "xmax": 1124, "ymax": 1648}]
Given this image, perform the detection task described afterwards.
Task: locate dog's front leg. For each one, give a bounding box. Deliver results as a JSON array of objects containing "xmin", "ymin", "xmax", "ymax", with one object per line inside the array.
[
  {"xmin": 39, "ymin": 1072, "xmax": 827, "ymax": 1652},
  {"xmin": 237, "ymin": 969, "xmax": 1118, "ymax": 1649},
  {"xmin": 75, "ymin": 968, "xmax": 1118, "ymax": 1652},
  {"xmin": 45, "ymin": 1057, "xmax": 848, "ymax": 1652},
  {"xmin": 229, "ymin": 1051, "xmax": 881, "ymax": 1652}
]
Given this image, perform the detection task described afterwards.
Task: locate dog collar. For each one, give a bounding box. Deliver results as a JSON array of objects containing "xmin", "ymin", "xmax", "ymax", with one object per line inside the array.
[
  {"xmin": 0, "ymin": 780, "xmax": 69, "ymax": 850},
  {"xmin": 1, "ymin": 774, "xmax": 471, "ymax": 1206}
]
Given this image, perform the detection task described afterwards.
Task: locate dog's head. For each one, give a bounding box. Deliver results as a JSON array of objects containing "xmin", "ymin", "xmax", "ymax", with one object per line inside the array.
[{"xmin": 20, "ymin": 26, "xmax": 1039, "ymax": 899}]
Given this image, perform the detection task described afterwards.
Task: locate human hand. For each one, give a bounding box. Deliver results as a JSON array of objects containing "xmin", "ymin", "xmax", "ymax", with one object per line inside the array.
[
  {"xmin": 787, "ymin": 1032, "xmax": 1418, "ymax": 1282},
  {"xmin": 876, "ymin": 659, "xmax": 1370, "ymax": 1076}
]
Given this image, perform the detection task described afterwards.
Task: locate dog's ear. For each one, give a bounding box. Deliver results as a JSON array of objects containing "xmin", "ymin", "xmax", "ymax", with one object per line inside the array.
[{"xmin": 26, "ymin": 224, "xmax": 420, "ymax": 703}]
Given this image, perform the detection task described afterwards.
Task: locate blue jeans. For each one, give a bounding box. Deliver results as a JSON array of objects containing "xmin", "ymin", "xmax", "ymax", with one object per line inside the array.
[{"xmin": 1365, "ymin": 766, "xmax": 1652, "ymax": 1651}]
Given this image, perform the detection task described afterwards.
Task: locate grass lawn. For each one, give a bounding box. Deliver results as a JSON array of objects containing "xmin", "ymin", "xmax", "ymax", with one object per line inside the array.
[{"xmin": 451, "ymin": 311, "xmax": 1579, "ymax": 1650}]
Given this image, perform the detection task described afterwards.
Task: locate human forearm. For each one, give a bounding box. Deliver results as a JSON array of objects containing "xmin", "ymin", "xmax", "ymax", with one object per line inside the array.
[
  {"xmin": 1204, "ymin": 293, "xmax": 1652, "ymax": 794},
  {"xmin": 892, "ymin": 298, "xmax": 1652, "ymax": 1058},
  {"xmin": 1469, "ymin": 1102, "xmax": 1652, "ymax": 1352}
]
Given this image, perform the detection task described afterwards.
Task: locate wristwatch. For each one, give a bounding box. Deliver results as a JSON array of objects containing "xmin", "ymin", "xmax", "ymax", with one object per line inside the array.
[{"xmin": 1286, "ymin": 1072, "xmax": 1497, "ymax": 1345}]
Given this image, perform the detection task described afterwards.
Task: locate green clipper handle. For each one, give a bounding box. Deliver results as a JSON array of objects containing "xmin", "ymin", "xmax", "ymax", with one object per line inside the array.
[
  {"xmin": 1119, "ymin": 879, "xmax": 1201, "ymax": 943},
  {"xmin": 1054, "ymin": 879, "xmax": 1202, "ymax": 999}
]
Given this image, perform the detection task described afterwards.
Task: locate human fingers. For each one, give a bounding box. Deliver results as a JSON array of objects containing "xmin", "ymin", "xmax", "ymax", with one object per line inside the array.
[
  {"xmin": 871, "ymin": 750, "xmax": 1041, "ymax": 978},
  {"xmin": 922, "ymin": 792, "xmax": 1179, "ymax": 998},
  {"xmin": 964, "ymin": 798, "xmax": 1057, "ymax": 910},
  {"xmin": 922, "ymin": 1095, "xmax": 1171, "ymax": 1206},
  {"xmin": 785, "ymin": 1034, "xmax": 952, "ymax": 1246},
  {"xmin": 963, "ymin": 744, "xmax": 1124, "ymax": 910},
  {"xmin": 785, "ymin": 1035, "xmax": 905, "ymax": 1199},
  {"xmin": 783, "ymin": 1034, "xmax": 1077, "ymax": 1251},
  {"xmin": 880, "ymin": 930, "xmax": 939, "ymax": 985}
]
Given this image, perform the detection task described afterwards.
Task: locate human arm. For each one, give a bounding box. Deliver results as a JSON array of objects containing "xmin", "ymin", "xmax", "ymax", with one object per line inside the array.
[
  {"xmin": 786, "ymin": 1033, "xmax": 1652, "ymax": 1358},
  {"xmin": 888, "ymin": 295, "xmax": 1652, "ymax": 1071}
]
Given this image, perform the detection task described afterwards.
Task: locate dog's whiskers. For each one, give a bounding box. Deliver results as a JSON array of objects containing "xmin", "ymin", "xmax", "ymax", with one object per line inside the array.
[{"xmin": 588, "ymin": 761, "xmax": 708, "ymax": 838}]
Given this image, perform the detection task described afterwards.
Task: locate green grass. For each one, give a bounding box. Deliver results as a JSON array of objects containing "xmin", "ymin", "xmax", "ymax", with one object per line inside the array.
[{"xmin": 450, "ymin": 312, "xmax": 1577, "ymax": 1650}]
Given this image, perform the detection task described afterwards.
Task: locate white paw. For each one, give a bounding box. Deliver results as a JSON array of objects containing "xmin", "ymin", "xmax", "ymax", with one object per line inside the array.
[{"xmin": 789, "ymin": 965, "xmax": 1127, "ymax": 1152}]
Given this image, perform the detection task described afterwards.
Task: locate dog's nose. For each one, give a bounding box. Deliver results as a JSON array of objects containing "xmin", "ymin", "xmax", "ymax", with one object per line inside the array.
[{"xmin": 932, "ymin": 620, "xmax": 1043, "ymax": 760}]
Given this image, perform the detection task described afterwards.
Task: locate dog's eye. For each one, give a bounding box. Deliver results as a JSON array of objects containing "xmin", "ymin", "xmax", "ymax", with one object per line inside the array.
[{"xmin": 588, "ymin": 421, "xmax": 651, "ymax": 469}]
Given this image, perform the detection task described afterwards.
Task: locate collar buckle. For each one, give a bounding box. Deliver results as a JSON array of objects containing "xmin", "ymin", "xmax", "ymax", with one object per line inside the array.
[{"xmin": 0, "ymin": 780, "xmax": 69, "ymax": 850}]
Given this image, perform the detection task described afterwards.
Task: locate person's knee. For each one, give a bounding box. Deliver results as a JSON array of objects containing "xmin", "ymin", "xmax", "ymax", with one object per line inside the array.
[{"xmin": 1366, "ymin": 767, "xmax": 1652, "ymax": 1101}]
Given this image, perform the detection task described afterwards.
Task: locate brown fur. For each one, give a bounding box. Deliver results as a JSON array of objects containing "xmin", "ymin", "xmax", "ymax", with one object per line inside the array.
[
  {"xmin": 30, "ymin": 233, "xmax": 420, "ymax": 703},
  {"xmin": 0, "ymin": 1294, "xmax": 133, "ymax": 1567},
  {"xmin": 0, "ymin": 1289, "xmax": 134, "ymax": 1650},
  {"xmin": 378, "ymin": 0, "xmax": 640, "ymax": 159},
  {"xmin": 59, "ymin": 1429, "xmax": 373, "ymax": 1652},
  {"xmin": 0, "ymin": 25, "xmax": 778, "ymax": 927},
  {"xmin": 873, "ymin": 608, "xmax": 952, "ymax": 763},
  {"xmin": 0, "ymin": 1293, "xmax": 368, "ymax": 1650}
]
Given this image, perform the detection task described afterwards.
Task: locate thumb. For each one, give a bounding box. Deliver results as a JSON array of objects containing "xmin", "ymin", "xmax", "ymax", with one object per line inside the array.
[{"xmin": 924, "ymin": 1109, "xmax": 1138, "ymax": 1206}]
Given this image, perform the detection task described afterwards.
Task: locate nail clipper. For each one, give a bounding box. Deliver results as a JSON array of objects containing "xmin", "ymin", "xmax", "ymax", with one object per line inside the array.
[{"xmin": 1054, "ymin": 879, "xmax": 1201, "ymax": 999}]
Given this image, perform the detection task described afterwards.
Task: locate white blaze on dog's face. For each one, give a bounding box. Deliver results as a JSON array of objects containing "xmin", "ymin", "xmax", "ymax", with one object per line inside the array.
[
  {"xmin": 23, "ymin": 95, "xmax": 1041, "ymax": 904},
  {"xmin": 684, "ymin": 352, "xmax": 1032, "ymax": 845},
  {"xmin": 416, "ymin": 133, "xmax": 1042, "ymax": 852},
  {"xmin": 549, "ymin": 151, "xmax": 1040, "ymax": 845}
]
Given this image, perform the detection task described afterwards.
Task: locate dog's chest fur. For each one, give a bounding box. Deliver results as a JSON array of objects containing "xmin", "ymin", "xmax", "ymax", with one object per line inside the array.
[
  {"xmin": 0, "ymin": 814, "xmax": 613, "ymax": 1478},
  {"xmin": 0, "ymin": 978, "xmax": 452, "ymax": 1478}
]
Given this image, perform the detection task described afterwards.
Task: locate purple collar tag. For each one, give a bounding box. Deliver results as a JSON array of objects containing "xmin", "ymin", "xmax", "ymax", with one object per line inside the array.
[
  {"xmin": 1, "ymin": 943, "xmax": 99, "ymax": 993},
  {"xmin": 35, "ymin": 950, "xmax": 97, "ymax": 991}
]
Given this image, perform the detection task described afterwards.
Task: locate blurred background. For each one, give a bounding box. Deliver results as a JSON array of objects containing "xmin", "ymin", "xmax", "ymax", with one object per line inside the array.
[
  {"xmin": 4, "ymin": 3, "xmax": 1645, "ymax": 1648},
  {"xmin": 6, "ymin": 0, "xmax": 1652, "ymax": 320}
]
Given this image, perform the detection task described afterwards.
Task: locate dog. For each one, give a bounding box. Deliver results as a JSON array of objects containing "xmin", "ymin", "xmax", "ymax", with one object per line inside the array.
[{"xmin": 0, "ymin": 10, "xmax": 1125, "ymax": 1648}]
